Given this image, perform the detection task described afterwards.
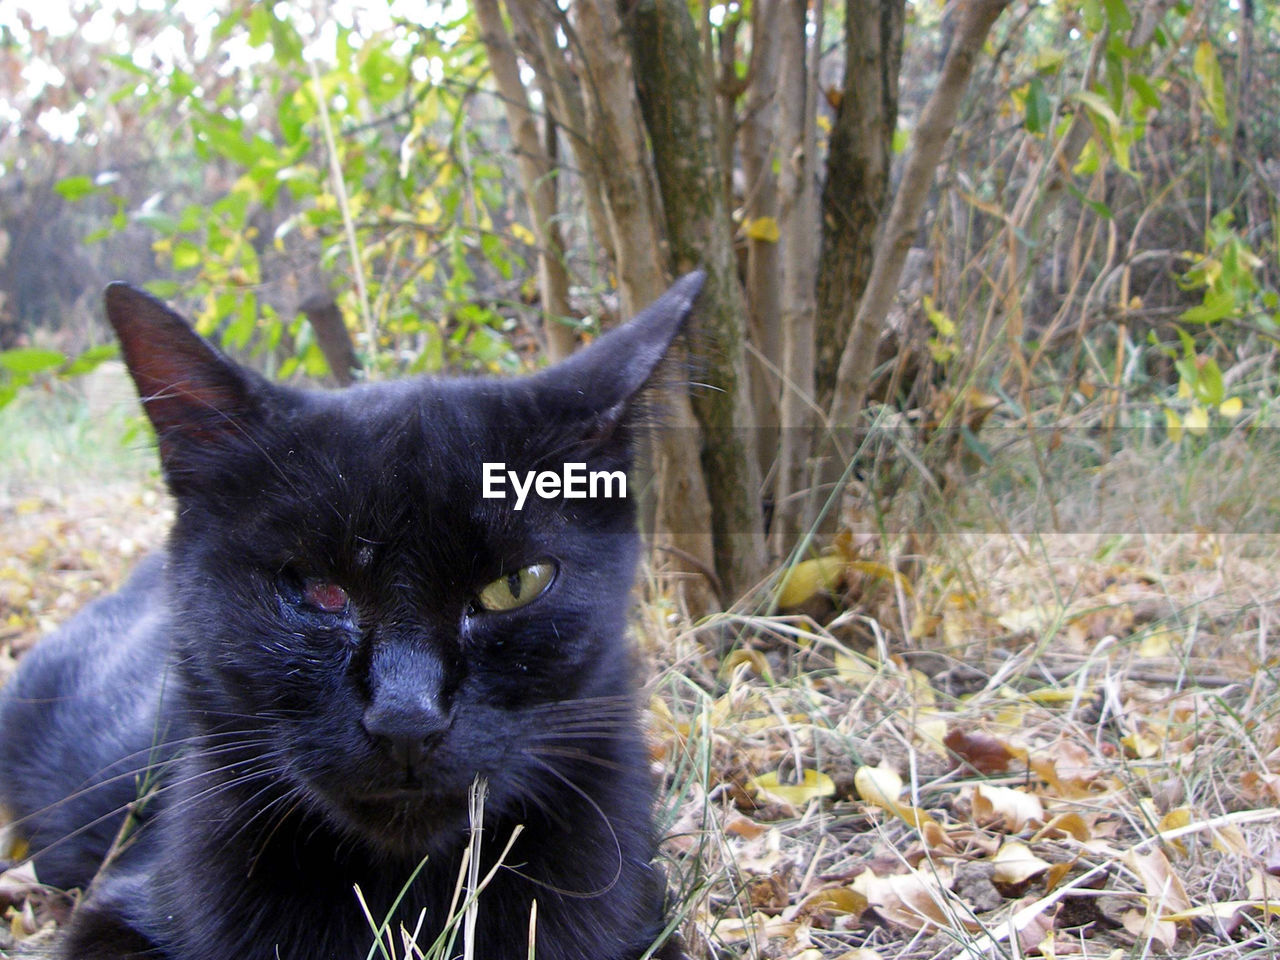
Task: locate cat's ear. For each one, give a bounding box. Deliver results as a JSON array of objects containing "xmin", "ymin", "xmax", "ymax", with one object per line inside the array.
[
  {"xmin": 540, "ymin": 270, "xmax": 705, "ymax": 413},
  {"xmin": 104, "ymin": 283, "xmax": 259, "ymax": 464}
]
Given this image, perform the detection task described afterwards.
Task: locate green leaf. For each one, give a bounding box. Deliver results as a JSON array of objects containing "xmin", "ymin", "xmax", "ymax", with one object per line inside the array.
[
  {"xmin": 1065, "ymin": 183, "xmax": 1113, "ymax": 219},
  {"xmin": 62, "ymin": 344, "xmax": 119, "ymax": 378},
  {"xmin": 1195, "ymin": 356, "xmax": 1224, "ymax": 407},
  {"xmin": 0, "ymin": 347, "xmax": 66, "ymax": 375},
  {"xmin": 1180, "ymin": 289, "xmax": 1235, "ymax": 324},
  {"xmin": 1176, "ymin": 326, "xmax": 1196, "ymax": 359},
  {"xmin": 1103, "ymin": 0, "xmax": 1132, "ymax": 34},
  {"xmin": 133, "ymin": 209, "xmax": 178, "ymax": 233},
  {"xmin": 173, "ymin": 241, "xmax": 202, "ymax": 271},
  {"xmin": 144, "ymin": 280, "xmax": 181, "ymax": 299},
  {"xmin": 1082, "ymin": 0, "xmax": 1104, "ymax": 33},
  {"xmin": 248, "ymin": 3, "xmax": 271, "ymax": 46},
  {"xmin": 1071, "ymin": 91, "xmax": 1121, "ymax": 131},
  {"xmin": 1024, "ymin": 78, "xmax": 1051, "ymax": 134},
  {"xmin": 1193, "ymin": 41, "xmax": 1229, "ymax": 129},
  {"xmin": 225, "ymin": 292, "xmax": 258, "ymax": 350},
  {"xmin": 105, "ymin": 53, "xmax": 149, "ymax": 78},
  {"xmin": 1128, "ymin": 74, "xmax": 1161, "ymax": 111},
  {"xmin": 54, "ymin": 176, "xmax": 98, "ymax": 202}
]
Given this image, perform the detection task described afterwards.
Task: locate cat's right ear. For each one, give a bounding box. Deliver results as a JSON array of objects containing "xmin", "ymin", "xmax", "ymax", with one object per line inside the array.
[
  {"xmin": 104, "ymin": 283, "xmax": 259, "ymax": 466},
  {"xmin": 537, "ymin": 270, "xmax": 706, "ymax": 415}
]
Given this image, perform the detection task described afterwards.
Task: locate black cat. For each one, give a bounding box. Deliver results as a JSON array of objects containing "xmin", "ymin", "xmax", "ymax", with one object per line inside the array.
[{"xmin": 0, "ymin": 273, "xmax": 703, "ymax": 959}]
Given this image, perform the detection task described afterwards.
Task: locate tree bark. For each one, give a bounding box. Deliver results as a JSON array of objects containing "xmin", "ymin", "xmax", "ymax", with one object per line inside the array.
[
  {"xmin": 559, "ymin": 0, "xmax": 721, "ymax": 614},
  {"xmin": 813, "ymin": 0, "xmax": 904, "ymax": 408},
  {"xmin": 771, "ymin": 0, "xmax": 823, "ymax": 553},
  {"xmin": 828, "ymin": 0, "xmax": 1011, "ymax": 433},
  {"xmin": 504, "ymin": 0, "xmax": 617, "ymax": 270},
  {"xmin": 739, "ymin": 0, "xmax": 784, "ymax": 479},
  {"xmin": 298, "ymin": 293, "xmax": 361, "ymax": 386},
  {"xmin": 628, "ymin": 0, "xmax": 769, "ymax": 599},
  {"xmin": 473, "ymin": 0, "xmax": 575, "ymax": 361}
]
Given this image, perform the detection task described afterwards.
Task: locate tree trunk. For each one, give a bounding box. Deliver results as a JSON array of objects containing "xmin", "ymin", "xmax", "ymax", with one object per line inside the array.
[
  {"xmin": 473, "ymin": 0, "xmax": 575, "ymax": 361},
  {"xmin": 298, "ymin": 293, "xmax": 361, "ymax": 386},
  {"xmin": 813, "ymin": 0, "xmax": 905, "ymax": 409},
  {"xmin": 771, "ymin": 0, "xmax": 823, "ymax": 554},
  {"xmin": 551, "ymin": 0, "xmax": 721, "ymax": 614},
  {"xmin": 627, "ymin": 0, "xmax": 769, "ymax": 600},
  {"xmin": 504, "ymin": 0, "xmax": 617, "ymax": 270},
  {"xmin": 739, "ymin": 0, "xmax": 784, "ymax": 482},
  {"xmin": 828, "ymin": 0, "xmax": 1011, "ymax": 433}
]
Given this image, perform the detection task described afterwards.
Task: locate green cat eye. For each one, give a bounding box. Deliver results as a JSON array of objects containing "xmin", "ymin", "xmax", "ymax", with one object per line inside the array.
[{"xmin": 476, "ymin": 561, "xmax": 557, "ymax": 612}]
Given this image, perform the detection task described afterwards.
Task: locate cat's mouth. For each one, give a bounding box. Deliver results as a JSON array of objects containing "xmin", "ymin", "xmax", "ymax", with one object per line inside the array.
[
  {"xmin": 345, "ymin": 784, "xmax": 471, "ymax": 816},
  {"xmin": 333, "ymin": 785, "xmax": 473, "ymax": 850},
  {"xmin": 357, "ymin": 787, "xmax": 439, "ymax": 802}
]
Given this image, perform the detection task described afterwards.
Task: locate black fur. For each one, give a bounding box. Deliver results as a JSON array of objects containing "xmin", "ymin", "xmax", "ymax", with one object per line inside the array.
[{"xmin": 0, "ymin": 274, "xmax": 704, "ymax": 960}]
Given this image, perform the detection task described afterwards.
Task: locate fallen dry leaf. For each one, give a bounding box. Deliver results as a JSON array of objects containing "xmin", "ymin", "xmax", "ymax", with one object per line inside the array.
[
  {"xmin": 852, "ymin": 865, "xmax": 962, "ymax": 933},
  {"xmin": 992, "ymin": 840, "xmax": 1052, "ymax": 885},
  {"xmin": 972, "ymin": 783, "xmax": 1044, "ymax": 832},
  {"xmin": 751, "ymin": 768, "xmax": 836, "ymax": 807},
  {"xmin": 945, "ymin": 727, "xmax": 1015, "ymax": 774}
]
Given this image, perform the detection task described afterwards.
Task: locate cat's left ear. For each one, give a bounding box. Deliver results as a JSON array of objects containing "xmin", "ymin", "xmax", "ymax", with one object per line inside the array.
[
  {"xmin": 104, "ymin": 283, "xmax": 261, "ymax": 466},
  {"xmin": 536, "ymin": 270, "xmax": 705, "ymax": 415}
]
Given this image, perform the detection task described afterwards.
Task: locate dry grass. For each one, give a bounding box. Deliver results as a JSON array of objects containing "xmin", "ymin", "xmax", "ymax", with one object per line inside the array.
[
  {"xmin": 3, "ymin": 391, "xmax": 1280, "ymax": 958},
  {"xmin": 644, "ymin": 529, "xmax": 1280, "ymax": 959}
]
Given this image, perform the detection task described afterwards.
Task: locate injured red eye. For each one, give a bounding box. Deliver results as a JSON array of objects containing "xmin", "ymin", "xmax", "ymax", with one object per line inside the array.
[{"xmin": 303, "ymin": 580, "xmax": 349, "ymax": 614}]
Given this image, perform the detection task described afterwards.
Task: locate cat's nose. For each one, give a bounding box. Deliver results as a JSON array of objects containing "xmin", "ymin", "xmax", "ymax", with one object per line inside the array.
[{"xmin": 362, "ymin": 696, "xmax": 452, "ymax": 771}]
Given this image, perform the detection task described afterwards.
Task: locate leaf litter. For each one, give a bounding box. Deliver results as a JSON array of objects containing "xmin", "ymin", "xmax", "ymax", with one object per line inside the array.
[
  {"xmin": 646, "ymin": 531, "xmax": 1280, "ymax": 959},
  {"xmin": 4, "ymin": 477, "xmax": 1280, "ymax": 958}
]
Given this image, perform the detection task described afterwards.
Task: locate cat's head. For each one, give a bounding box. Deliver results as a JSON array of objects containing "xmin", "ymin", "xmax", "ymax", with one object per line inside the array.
[{"xmin": 103, "ymin": 275, "xmax": 703, "ymax": 852}]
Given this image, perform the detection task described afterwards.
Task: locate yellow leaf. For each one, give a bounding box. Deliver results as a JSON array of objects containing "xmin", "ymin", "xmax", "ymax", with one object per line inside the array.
[
  {"xmin": 1035, "ymin": 812, "xmax": 1092, "ymax": 843},
  {"xmin": 848, "ymin": 560, "xmax": 913, "ymax": 594},
  {"xmin": 854, "ymin": 763, "xmax": 938, "ymax": 831},
  {"xmin": 1165, "ymin": 407, "xmax": 1183, "ymax": 442},
  {"xmin": 1157, "ymin": 807, "xmax": 1191, "ymax": 856},
  {"xmin": 1138, "ymin": 630, "xmax": 1174, "ymax": 658},
  {"xmin": 1025, "ymin": 686, "xmax": 1080, "ymax": 704},
  {"xmin": 719, "ymin": 647, "xmax": 772, "ymax": 681},
  {"xmin": 510, "ymin": 222, "xmax": 536, "ymax": 246},
  {"xmin": 711, "ymin": 912, "xmax": 798, "ymax": 943},
  {"xmin": 1122, "ymin": 725, "xmax": 1164, "ymax": 759},
  {"xmin": 910, "ymin": 708, "xmax": 948, "ymax": 753},
  {"xmin": 1162, "ymin": 900, "xmax": 1280, "ymax": 923},
  {"xmin": 998, "ymin": 606, "xmax": 1051, "ymax": 634},
  {"xmin": 1185, "ymin": 403, "xmax": 1209, "ymax": 436},
  {"xmin": 750, "ymin": 768, "xmax": 835, "ymax": 807},
  {"xmin": 777, "ymin": 556, "xmax": 844, "ymax": 608},
  {"xmin": 834, "ymin": 651, "xmax": 878, "ymax": 686},
  {"xmin": 991, "ymin": 840, "xmax": 1052, "ymax": 885},
  {"xmin": 972, "ymin": 784, "xmax": 1044, "ymax": 832},
  {"xmin": 1209, "ymin": 823, "xmax": 1248, "ymax": 855},
  {"xmin": 795, "ymin": 886, "xmax": 868, "ymax": 920},
  {"xmin": 905, "ymin": 669, "xmax": 937, "ymax": 708},
  {"xmin": 1219, "ymin": 396, "xmax": 1243, "ymax": 417},
  {"xmin": 743, "ymin": 216, "xmax": 781, "ymax": 243},
  {"xmin": 854, "ymin": 763, "xmax": 902, "ymax": 809}
]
